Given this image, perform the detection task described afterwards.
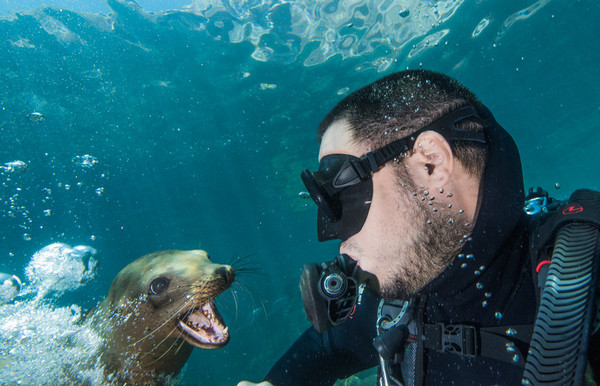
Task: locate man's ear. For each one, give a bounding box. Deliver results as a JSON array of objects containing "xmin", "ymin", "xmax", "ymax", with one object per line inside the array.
[{"xmin": 404, "ymin": 131, "xmax": 454, "ymax": 188}]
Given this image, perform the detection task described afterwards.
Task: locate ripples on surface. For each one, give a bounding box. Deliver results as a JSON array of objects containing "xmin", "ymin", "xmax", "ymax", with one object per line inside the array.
[{"xmin": 187, "ymin": 0, "xmax": 463, "ymax": 69}]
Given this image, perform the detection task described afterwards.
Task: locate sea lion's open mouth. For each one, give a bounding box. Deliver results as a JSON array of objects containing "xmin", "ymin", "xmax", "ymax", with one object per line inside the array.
[{"xmin": 178, "ymin": 301, "xmax": 229, "ymax": 349}]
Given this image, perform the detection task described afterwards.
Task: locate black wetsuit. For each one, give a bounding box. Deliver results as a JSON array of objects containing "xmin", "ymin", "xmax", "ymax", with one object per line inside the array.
[{"xmin": 264, "ymin": 106, "xmax": 542, "ymax": 385}]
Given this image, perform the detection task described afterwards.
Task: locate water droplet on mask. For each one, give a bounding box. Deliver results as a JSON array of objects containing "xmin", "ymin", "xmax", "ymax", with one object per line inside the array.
[
  {"xmin": 421, "ymin": 197, "xmax": 425, "ymax": 201},
  {"xmin": 412, "ymin": 192, "xmax": 417, "ymax": 196},
  {"xmin": 298, "ymin": 191, "xmax": 310, "ymax": 199},
  {"xmin": 384, "ymin": 130, "xmax": 390, "ymax": 135},
  {"xmin": 448, "ymin": 204, "xmax": 452, "ymax": 208},
  {"xmin": 522, "ymin": 378, "xmax": 532, "ymax": 385},
  {"xmin": 427, "ymin": 219, "xmax": 432, "ymax": 225},
  {"xmin": 512, "ymin": 354, "xmax": 520, "ymax": 363},
  {"xmin": 447, "ymin": 193, "xmax": 453, "ymax": 198},
  {"xmin": 458, "ymin": 254, "xmax": 465, "ymax": 259},
  {"xmin": 505, "ymin": 343, "xmax": 516, "ymax": 352},
  {"xmin": 429, "ymin": 196, "xmax": 435, "ymax": 201},
  {"xmin": 506, "ymin": 328, "xmax": 517, "ymax": 336},
  {"xmin": 466, "ymin": 254, "xmax": 474, "ymax": 259},
  {"xmin": 432, "ymin": 208, "xmax": 438, "ymax": 212},
  {"xmin": 458, "ymin": 209, "xmax": 464, "ymax": 213},
  {"xmin": 479, "ymin": 265, "xmax": 486, "ymax": 271},
  {"xmin": 439, "ymin": 188, "xmax": 444, "ymax": 193},
  {"xmin": 461, "ymin": 263, "xmax": 468, "ymax": 269},
  {"xmin": 449, "ymin": 218, "xmax": 455, "ymax": 224},
  {"xmin": 476, "ymin": 282, "xmax": 483, "ymax": 289},
  {"xmin": 495, "ymin": 312, "xmax": 503, "ymax": 319},
  {"xmin": 555, "ymin": 183, "xmax": 560, "ymax": 189},
  {"xmin": 482, "ymin": 300, "xmax": 488, "ymax": 307},
  {"xmin": 428, "ymin": 201, "xmax": 433, "ymax": 206},
  {"xmin": 474, "ymin": 270, "xmax": 481, "ymax": 275},
  {"xmin": 484, "ymin": 292, "xmax": 492, "ymax": 298},
  {"xmin": 399, "ymin": 9, "xmax": 410, "ymax": 18}
]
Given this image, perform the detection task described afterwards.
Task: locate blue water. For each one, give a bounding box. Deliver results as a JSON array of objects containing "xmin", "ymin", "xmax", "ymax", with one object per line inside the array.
[{"xmin": 0, "ymin": 0, "xmax": 599, "ymax": 383}]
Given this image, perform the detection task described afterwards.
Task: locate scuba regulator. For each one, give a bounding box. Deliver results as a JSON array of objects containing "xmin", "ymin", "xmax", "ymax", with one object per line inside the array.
[{"xmin": 300, "ymin": 254, "xmax": 361, "ymax": 333}]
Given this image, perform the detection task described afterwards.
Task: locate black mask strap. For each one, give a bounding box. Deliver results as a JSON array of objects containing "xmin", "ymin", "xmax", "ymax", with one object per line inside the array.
[{"xmin": 350, "ymin": 105, "xmax": 486, "ymax": 178}]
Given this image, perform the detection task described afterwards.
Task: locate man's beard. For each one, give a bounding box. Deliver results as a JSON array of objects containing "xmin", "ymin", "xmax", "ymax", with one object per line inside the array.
[{"xmin": 379, "ymin": 172, "xmax": 468, "ymax": 300}]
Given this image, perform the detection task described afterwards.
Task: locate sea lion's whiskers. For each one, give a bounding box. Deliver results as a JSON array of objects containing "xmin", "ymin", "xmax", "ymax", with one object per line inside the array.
[
  {"xmin": 132, "ymin": 297, "xmax": 194, "ymax": 347},
  {"xmin": 173, "ymin": 335, "xmax": 187, "ymax": 355},
  {"xmin": 233, "ymin": 281, "xmax": 268, "ymax": 321},
  {"xmin": 138, "ymin": 324, "xmax": 180, "ymax": 360},
  {"xmin": 142, "ymin": 326, "xmax": 185, "ymax": 365},
  {"xmin": 228, "ymin": 286, "xmax": 240, "ymax": 325},
  {"xmin": 228, "ymin": 253, "xmax": 255, "ymax": 266}
]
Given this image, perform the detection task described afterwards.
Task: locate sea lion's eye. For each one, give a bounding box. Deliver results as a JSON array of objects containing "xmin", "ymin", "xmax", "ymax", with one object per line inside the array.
[{"xmin": 149, "ymin": 277, "xmax": 170, "ymax": 295}]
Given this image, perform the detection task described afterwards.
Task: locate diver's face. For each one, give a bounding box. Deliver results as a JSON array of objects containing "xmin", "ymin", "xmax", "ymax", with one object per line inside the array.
[{"xmin": 319, "ymin": 120, "xmax": 464, "ymax": 299}]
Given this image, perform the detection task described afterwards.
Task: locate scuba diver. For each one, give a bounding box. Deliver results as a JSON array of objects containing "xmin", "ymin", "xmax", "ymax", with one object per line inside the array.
[{"xmin": 238, "ymin": 70, "xmax": 600, "ymax": 385}]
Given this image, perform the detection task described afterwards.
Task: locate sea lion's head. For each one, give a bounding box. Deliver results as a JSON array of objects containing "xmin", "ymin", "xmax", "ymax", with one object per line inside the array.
[{"xmin": 93, "ymin": 249, "xmax": 234, "ymax": 381}]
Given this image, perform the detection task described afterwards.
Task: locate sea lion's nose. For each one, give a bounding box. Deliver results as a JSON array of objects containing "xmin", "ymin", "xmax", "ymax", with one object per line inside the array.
[{"xmin": 215, "ymin": 266, "xmax": 234, "ymax": 283}]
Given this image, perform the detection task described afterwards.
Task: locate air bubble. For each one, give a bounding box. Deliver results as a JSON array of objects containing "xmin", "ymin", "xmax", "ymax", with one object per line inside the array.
[{"xmin": 72, "ymin": 155, "xmax": 98, "ymax": 168}]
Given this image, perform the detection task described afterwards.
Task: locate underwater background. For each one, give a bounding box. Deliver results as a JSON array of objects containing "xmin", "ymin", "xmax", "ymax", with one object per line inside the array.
[{"xmin": 0, "ymin": 0, "xmax": 598, "ymax": 384}]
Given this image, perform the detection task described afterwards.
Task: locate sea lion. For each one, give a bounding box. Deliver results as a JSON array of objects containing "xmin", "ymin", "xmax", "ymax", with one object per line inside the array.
[{"xmin": 88, "ymin": 249, "xmax": 234, "ymax": 384}]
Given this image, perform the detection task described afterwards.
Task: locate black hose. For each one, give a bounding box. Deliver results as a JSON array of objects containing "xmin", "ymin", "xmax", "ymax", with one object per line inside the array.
[{"xmin": 522, "ymin": 222, "xmax": 599, "ymax": 385}]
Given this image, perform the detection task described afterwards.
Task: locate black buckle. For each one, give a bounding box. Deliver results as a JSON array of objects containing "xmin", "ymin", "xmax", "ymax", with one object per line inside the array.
[{"xmin": 440, "ymin": 324, "xmax": 479, "ymax": 357}]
